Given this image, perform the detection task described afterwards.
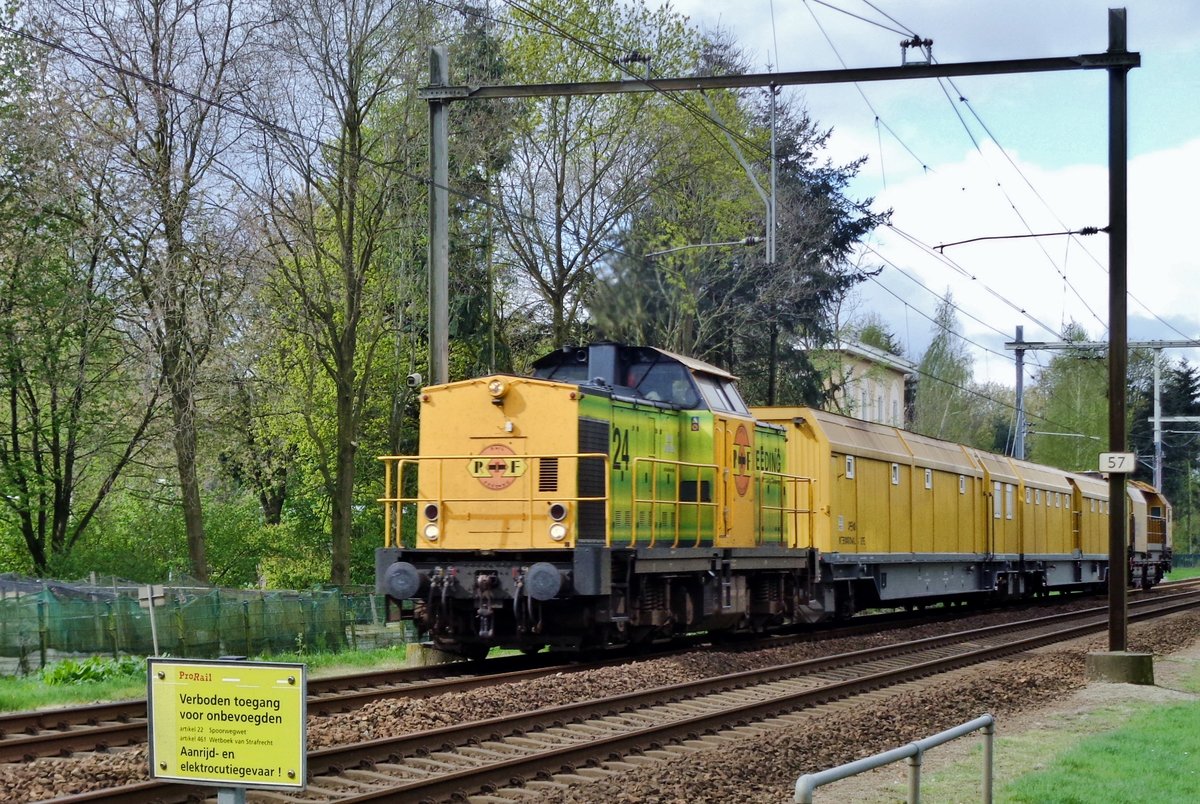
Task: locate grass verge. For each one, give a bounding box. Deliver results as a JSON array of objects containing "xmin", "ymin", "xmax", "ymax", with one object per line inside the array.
[
  {"xmin": 1168, "ymin": 565, "xmax": 1200, "ymax": 581},
  {"xmin": 1000, "ymin": 701, "xmax": 1200, "ymax": 803},
  {"xmin": 909, "ymin": 658, "xmax": 1200, "ymax": 803},
  {"xmin": 0, "ymin": 645, "xmax": 409, "ymax": 712}
]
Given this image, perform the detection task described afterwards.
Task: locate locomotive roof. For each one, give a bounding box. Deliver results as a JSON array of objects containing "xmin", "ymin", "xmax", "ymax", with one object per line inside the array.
[
  {"xmin": 531, "ymin": 343, "xmax": 735, "ymax": 381},
  {"xmin": 530, "ymin": 343, "xmax": 747, "ymax": 412},
  {"xmin": 648, "ymin": 346, "xmax": 736, "ymax": 380}
]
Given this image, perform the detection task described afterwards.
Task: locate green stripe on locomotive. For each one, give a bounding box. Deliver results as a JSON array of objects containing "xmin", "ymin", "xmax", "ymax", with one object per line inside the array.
[
  {"xmin": 753, "ymin": 423, "xmax": 788, "ymax": 544},
  {"xmin": 578, "ymin": 392, "xmax": 722, "ymax": 547}
]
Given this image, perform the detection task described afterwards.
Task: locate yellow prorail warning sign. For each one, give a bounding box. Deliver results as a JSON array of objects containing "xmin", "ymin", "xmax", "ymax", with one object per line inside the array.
[{"xmin": 147, "ymin": 658, "xmax": 307, "ymax": 790}]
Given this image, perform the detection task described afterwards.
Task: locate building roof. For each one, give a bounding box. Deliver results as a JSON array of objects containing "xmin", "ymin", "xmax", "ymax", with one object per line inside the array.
[{"xmin": 829, "ymin": 340, "xmax": 918, "ymax": 375}]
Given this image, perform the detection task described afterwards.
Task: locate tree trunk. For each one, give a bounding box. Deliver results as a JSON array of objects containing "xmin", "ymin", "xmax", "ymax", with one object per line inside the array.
[
  {"xmin": 170, "ymin": 380, "xmax": 208, "ymax": 582},
  {"xmin": 330, "ymin": 379, "xmax": 356, "ymax": 586},
  {"xmin": 767, "ymin": 325, "xmax": 779, "ymax": 406}
]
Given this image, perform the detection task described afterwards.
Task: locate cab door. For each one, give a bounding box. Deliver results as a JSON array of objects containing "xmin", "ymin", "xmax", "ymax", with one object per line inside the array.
[{"xmin": 716, "ymin": 413, "xmax": 757, "ymax": 547}]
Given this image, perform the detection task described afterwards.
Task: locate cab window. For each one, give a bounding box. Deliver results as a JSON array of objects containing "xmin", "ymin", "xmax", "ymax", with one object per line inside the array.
[
  {"xmin": 632, "ymin": 362, "xmax": 700, "ymax": 407},
  {"xmin": 695, "ymin": 374, "xmax": 749, "ymax": 414}
]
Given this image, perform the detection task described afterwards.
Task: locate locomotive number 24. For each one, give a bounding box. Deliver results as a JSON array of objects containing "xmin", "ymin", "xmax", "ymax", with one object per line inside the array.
[{"xmin": 611, "ymin": 427, "xmax": 630, "ymax": 471}]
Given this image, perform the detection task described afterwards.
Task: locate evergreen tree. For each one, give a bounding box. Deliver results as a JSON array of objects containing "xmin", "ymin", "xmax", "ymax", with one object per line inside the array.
[
  {"xmin": 1158, "ymin": 359, "xmax": 1199, "ymax": 490},
  {"xmin": 856, "ymin": 314, "xmax": 905, "ymax": 357}
]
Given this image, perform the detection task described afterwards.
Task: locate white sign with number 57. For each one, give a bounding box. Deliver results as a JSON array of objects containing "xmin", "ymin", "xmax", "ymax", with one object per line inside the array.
[{"xmin": 1099, "ymin": 452, "xmax": 1135, "ymax": 473}]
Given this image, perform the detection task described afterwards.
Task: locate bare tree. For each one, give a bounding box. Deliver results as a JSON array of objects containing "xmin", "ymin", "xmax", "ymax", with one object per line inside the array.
[
  {"xmin": 496, "ymin": 0, "xmax": 698, "ymax": 345},
  {"xmin": 251, "ymin": 0, "xmax": 429, "ymax": 585},
  {"xmin": 36, "ymin": 0, "xmax": 266, "ymax": 581}
]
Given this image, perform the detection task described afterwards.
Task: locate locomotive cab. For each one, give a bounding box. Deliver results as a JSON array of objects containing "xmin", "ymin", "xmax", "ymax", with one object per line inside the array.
[{"xmin": 531, "ymin": 342, "xmax": 705, "ymax": 408}]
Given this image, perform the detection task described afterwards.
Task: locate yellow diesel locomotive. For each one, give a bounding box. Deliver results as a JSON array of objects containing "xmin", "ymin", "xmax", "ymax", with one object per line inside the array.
[{"xmin": 376, "ymin": 343, "xmax": 1172, "ymax": 657}]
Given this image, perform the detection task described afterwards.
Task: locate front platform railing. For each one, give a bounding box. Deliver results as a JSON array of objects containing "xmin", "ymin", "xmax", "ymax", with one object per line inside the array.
[
  {"xmin": 378, "ymin": 453, "xmax": 610, "ymax": 548},
  {"xmin": 379, "ymin": 454, "xmax": 816, "ymax": 550}
]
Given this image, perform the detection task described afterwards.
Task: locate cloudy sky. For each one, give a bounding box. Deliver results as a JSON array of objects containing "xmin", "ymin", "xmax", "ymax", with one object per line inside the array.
[{"xmin": 655, "ymin": 0, "xmax": 1200, "ymax": 385}]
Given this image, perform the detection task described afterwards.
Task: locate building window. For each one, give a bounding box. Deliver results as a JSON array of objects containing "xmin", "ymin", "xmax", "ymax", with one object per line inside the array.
[
  {"xmin": 891, "ymin": 463, "xmax": 900, "ymax": 485},
  {"xmin": 845, "ymin": 455, "xmax": 855, "ymax": 479},
  {"xmin": 924, "ymin": 468, "xmax": 933, "ymax": 489},
  {"xmin": 892, "ymin": 399, "xmax": 900, "ymax": 424}
]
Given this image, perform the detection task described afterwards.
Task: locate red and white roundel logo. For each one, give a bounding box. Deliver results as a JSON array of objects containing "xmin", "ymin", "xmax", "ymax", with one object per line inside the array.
[
  {"xmin": 468, "ymin": 444, "xmax": 527, "ymax": 490},
  {"xmin": 733, "ymin": 425, "xmax": 752, "ymax": 497}
]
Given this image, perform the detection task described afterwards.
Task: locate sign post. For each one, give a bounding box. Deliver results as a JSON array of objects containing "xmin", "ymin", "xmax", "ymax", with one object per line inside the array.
[
  {"xmin": 148, "ymin": 658, "xmax": 307, "ymax": 794},
  {"xmin": 138, "ymin": 585, "xmax": 166, "ymax": 655},
  {"xmin": 1099, "ymin": 452, "xmax": 1136, "ymax": 474}
]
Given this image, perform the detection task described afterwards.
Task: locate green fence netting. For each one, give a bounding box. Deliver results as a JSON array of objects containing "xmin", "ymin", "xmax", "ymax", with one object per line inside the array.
[{"xmin": 0, "ymin": 579, "xmax": 411, "ymax": 671}]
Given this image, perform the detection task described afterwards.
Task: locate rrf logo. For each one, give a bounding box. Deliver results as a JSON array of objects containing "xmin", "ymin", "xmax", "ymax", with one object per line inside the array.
[
  {"xmin": 469, "ymin": 444, "xmax": 527, "ymax": 490},
  {"xmin": 732, "ymin": 425, "xmax": 752, "ymax": 496}
]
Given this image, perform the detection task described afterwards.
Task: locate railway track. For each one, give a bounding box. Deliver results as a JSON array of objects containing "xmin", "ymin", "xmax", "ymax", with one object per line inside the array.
[
  {"xmin": 0, "ymin": 652, "xmax": 609, "ymax": 764},
  {"xmin": 0, "ymin": 600, "xmax": 1033, "ymax": 765},
  {"xmin": 27, "ymin": 587, "xmax": 1200, "ymax": 804}
]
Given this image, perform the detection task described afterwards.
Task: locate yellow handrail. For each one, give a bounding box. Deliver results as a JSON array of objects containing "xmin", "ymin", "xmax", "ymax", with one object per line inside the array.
[
  {"xmin": 628, "ymin": 457, "xmax": 721, "ymax": 548},
  {"xmin": 757, "ymin": 470, "xmax": 816, "ymax": 549},
  {"xmin": 377, "ymin": 452, "xmax": 610, "ymax": 548}
]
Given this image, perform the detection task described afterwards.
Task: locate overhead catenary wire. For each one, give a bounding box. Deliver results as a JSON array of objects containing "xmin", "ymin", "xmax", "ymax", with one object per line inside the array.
[
  {"xmin": 796, "ymin": 0, "xmax": 1116, "ymax": 364},
  {"xmin": 885, "ymin": 224, "xmax": 1063, "ymax": 339},
  {"xmin": 802, "ymin": 1, "xmax": 1188, "ymax": 357},
  {"xmin": 802, "ymin": 0, "xmax": 931, "ymax": 175},
  {"xmin": 440, "ymin": 1, "xmax": 1113, "ymax": 446},
  {"xmin": 932, "ymin": 77, "xmax": 1109, "ymax": 332},
  {"xmin": 497, "ymin": 0, "xmax": 776, "ymax": 166},
  {"xmin": 25, "ymin": 0, "xmax": 1184, "ymax": 400},
  {"xmin": 862, "ymin": 243, "xmax": 1044, "ymax": 384},
  {"xmin": 474, "ymin": 0, "xmax": 1129, "ymax": 447},
  {"xmin": 944, "ymin": 77, "xmax": 1197, "ymax": 344},
  {"xmin": 806, "ymin": 0, "xmax": 911, "ymax": 37},
  {"xmin": 796, "ymin": 3, "xmax": 1098, "ymax": 409}
]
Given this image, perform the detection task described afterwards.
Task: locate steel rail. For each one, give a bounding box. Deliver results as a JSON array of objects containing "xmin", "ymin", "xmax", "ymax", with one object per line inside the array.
[
  {"xmin": 0, "ymin": 600, "xmax": 1032, "ymax": 763},
  {"xmin": 0, "ymin": 651, "xmax": 600, "ymax": 764},
  {"xmin": 35, "ymin": 590, "xmax": 1200, "ymax": 804},
  {"xmin": 324, "ymin": 593, "xmax": 1200, "ymax": 802}
]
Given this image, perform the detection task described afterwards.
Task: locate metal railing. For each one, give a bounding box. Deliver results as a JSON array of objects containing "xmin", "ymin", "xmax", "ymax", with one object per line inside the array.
[
  {"xmin": 378, "ymin": 453, "xmax": 610, "ymax": 548},
  {"xmin": 629, "ymin": 456, "xmax": 720, "ymax": 548},
  {"xmin": 794, "ymin": 714, "xmax": 995, "ymax": 803},
  {"xmin": 757, "ymin": 470, "xmax": 816, "ymax": 548},
  {"xmin": 380, "ymin": 452, "xmax": 815, "ymax": 550}
]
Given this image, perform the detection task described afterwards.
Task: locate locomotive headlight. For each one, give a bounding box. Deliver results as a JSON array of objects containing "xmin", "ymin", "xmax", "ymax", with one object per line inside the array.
[
  {"xmin": 487, "ymin": 379, "xmax": 508, "ymax": 398},
  {"xmin": 548, "ymin": 502, "xmax": 568, "ymax": 521},
  {"xmin": 423, "ymin": 503, "xmax": 439, "ymax": 521},
  {"xmin": 549, "ymin": 523, "xmax": 568, "ymax": 541},
  {"xmin": 423, "ymin": 523, "xmax": 440, "ymax": 542}
]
